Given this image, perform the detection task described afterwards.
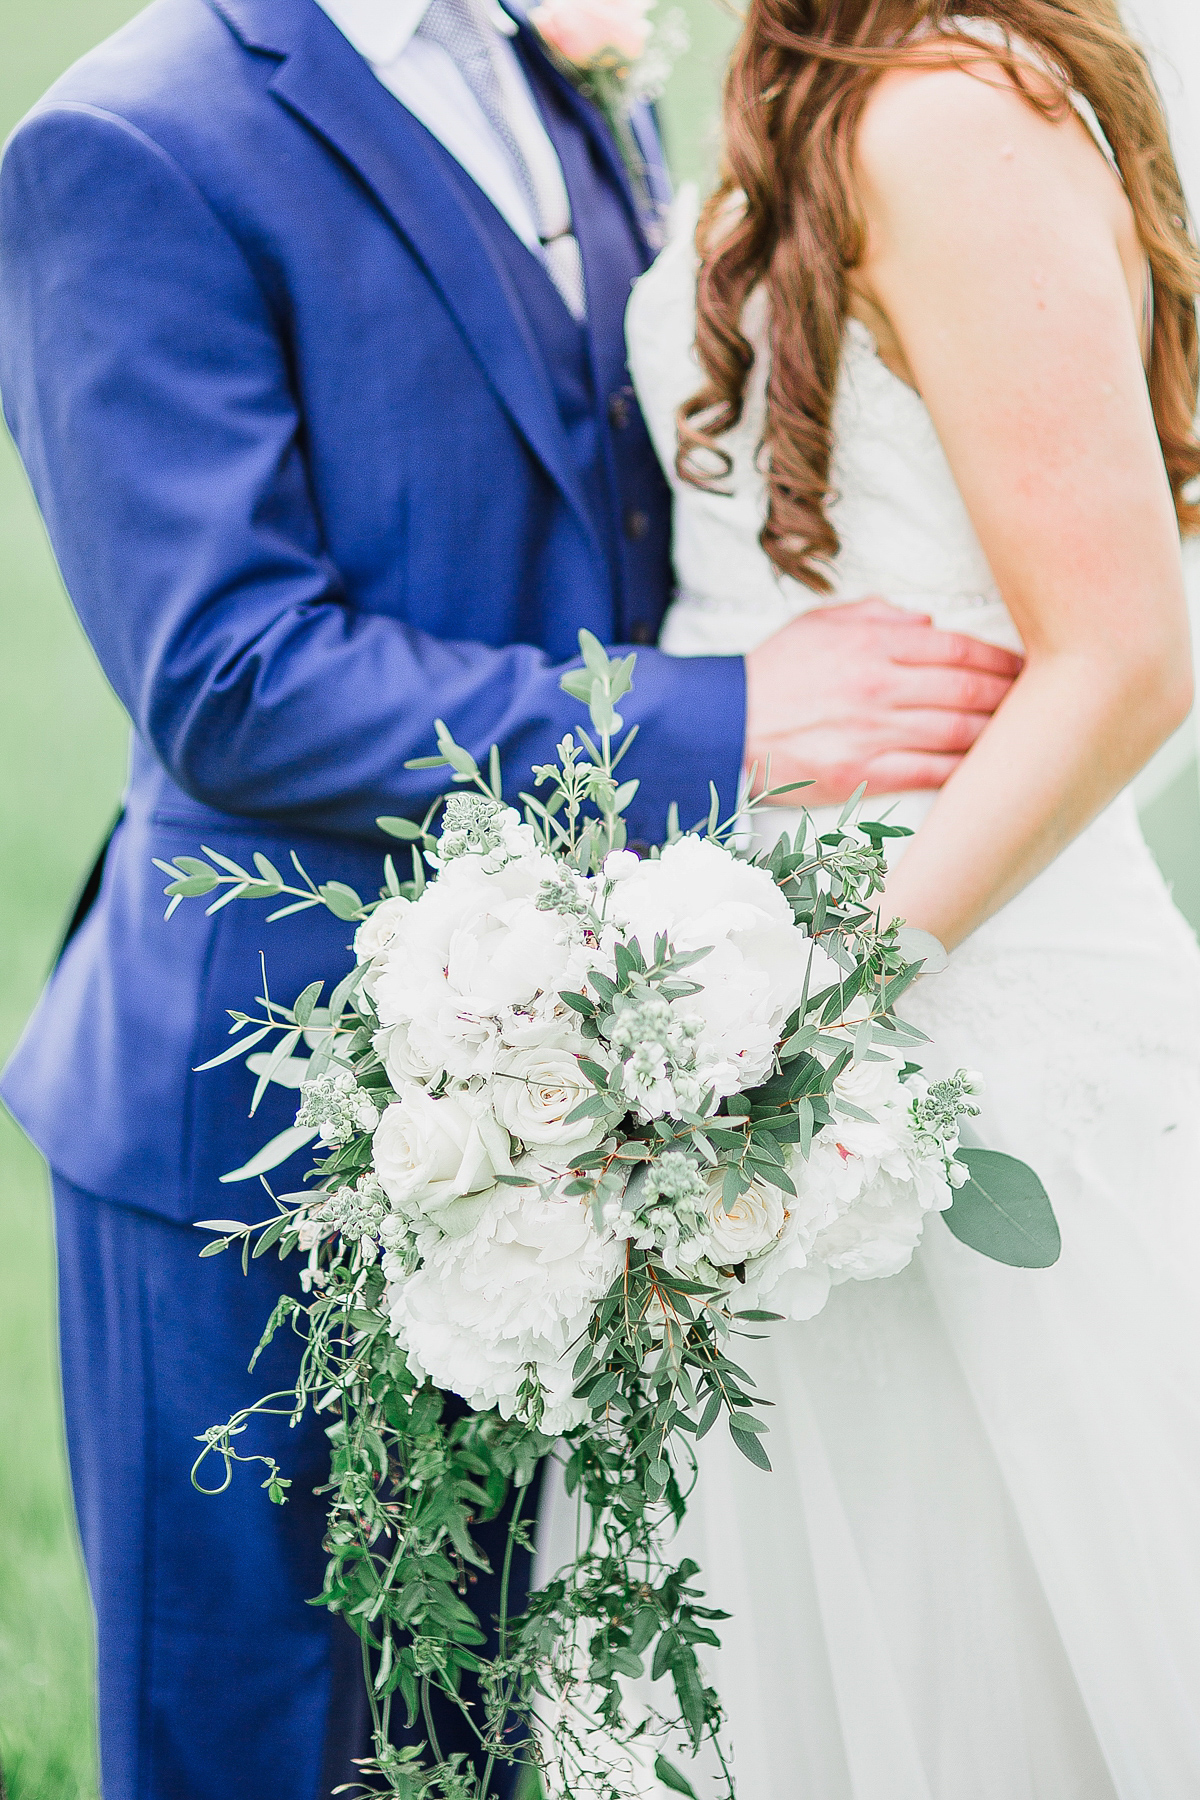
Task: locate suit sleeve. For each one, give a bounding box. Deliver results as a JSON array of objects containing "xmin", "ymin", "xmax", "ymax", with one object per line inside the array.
[{"xmin": 0, "ymin": 103, "xmax": 746, "ymax": 843}]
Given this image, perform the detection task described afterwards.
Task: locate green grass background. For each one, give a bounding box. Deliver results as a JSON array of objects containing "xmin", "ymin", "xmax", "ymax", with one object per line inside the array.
[{"xmin": 0, "ymin": 3, "xmax": 1198, "ymax": 1794}]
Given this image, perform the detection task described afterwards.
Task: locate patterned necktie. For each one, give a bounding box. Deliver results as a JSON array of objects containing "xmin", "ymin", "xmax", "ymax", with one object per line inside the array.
[{"xmin": 417, "ymin": 0, "xmax": 587, "ymax": 317}]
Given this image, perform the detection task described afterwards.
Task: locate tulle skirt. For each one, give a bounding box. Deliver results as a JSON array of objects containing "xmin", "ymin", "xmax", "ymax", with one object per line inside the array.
[{"xmin": 537, "ymin": 789, "xmax": 1200, "ymax": 1798}]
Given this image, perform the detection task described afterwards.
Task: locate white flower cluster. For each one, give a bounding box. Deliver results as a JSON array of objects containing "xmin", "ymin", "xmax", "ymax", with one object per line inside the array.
[
  {"xmin": 607, "ymin": 991, "xmax": 705, "ymax": 1117},
  {"xmin": 341, "ymin": 800, "xmax": 975, "ymax": 1431},
  {"xmin": 295, "ymin": 1068, "xmax": 382, "ymax": 1146}
]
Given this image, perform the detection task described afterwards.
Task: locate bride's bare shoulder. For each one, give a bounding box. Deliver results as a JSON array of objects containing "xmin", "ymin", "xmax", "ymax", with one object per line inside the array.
[{"xmin": 852, "ymin": 49, "xmax": 1107, "ymax": 222}]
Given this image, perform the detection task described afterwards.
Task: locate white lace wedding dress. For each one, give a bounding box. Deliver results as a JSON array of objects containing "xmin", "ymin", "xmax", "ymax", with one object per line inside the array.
[{"xmin": 537, "ymin": 133, "xmax": 1200, "ymax": 1799}]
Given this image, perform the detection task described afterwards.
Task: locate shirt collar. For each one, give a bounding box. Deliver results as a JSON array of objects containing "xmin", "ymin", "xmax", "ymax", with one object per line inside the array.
[{"xmin": 315, "ymin": 0, "xmax": 518, "ymax": 66}]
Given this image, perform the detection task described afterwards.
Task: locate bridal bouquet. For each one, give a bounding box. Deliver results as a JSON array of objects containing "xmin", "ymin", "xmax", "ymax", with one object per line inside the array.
[{"xmin": 171, "ymin": 634, "xmax": 1056, "ymax": 1799}]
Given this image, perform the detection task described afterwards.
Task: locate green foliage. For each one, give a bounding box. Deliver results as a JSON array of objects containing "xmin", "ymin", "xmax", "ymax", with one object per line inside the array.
[
  {"xmin": 943, "ymin": 1148, "xmax": 1061, "ymax": 1268},
  {"xmin": 181, "ymin": 634, "xmax": 1057, "ymax": 1797}
]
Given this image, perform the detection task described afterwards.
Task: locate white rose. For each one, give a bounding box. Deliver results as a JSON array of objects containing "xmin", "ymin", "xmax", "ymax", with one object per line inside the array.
[
  {"xmin": 602, "ymin": 849, "xmax": 641, "ymax": 881},
  {"xmin": 740, "ymin": 1184, "xmax": 837, "ymax": 1321},
  {"xmin": 373, "ymin": 1088, "xmax": 511, "ymax": 1219},
  {"xmin": 492, "ymin": 1045, "xmax": 604, "ymax": 1153},
  {"xmin": 698, "ymin": 1174, "xmax": 786, "ymax": 1267},
  {"xmin": 832, "ymin": 1052, "xmax": 902, "ymax": 1114},
  {"xmin": 375, "ymin": 1021, "xmax": 439, "ymax": 1091},
  {"xmin": 354, "ymin": 896, "xmax": 412, "ymax": 997},
  {"xmin": 354, "ymin": 895, "xmax": 411, "ymax": 964}
]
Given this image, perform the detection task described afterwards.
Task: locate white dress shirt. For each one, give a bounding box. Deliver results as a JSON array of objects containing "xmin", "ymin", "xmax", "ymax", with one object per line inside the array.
[{"xmin": 314, "ymin": 0, "xmax": 585, "ymax": 313}]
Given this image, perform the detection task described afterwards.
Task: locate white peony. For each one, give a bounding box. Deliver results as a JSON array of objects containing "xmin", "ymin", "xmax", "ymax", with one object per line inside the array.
[
  {"xmin": 498, "ymin": 1002, "xmax": 587, "ymax": 1053},
  {"xmin": 371, "ymin": 852, "xmax": 583, "ymax": 1080},
  {"xmin": 438, "ymin": 1180, "xmax": 621, "ymax": 1346},
  {"xmin": 387, "ymin": 1180, "xmax": 622, "ymax": 1433},
  {"xmin": 492, "ymin": 1045, "xmax": 604, "ymax": 1154},
  {"xmin": 603, "ymin": 836, "xmax": 816, "ymax": 1099},
  {"xmin": 812, "ymin": 1170, "xmax": 940, "ymax": 1283},
  {"xmin": 387, "ymin": 1269, "xmax": 562, "ymax": 1424},
  {"xmin": 373, "ymin": 1087, "xmax": 511, "ymax": 1221},
  {"xmin": 780, "ymin": 1066, "xmax": 956, "ymax": 1287},
  {"xmin": 749, "ymin": 1247, "xmax": 833, "ymax": 1322}
]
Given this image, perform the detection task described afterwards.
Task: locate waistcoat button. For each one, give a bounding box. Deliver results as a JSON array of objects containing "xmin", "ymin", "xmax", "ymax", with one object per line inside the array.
[
  {"xmin": 608, "ymin": 388, "xmax": 634, "ymax": 429},
  {"xmin": 629, "ymin": 620, "xmax": 655, "ymax": 645},
  {"xmin": 624, "ymin": 508, "xmax": 650, "ymax": 541}
]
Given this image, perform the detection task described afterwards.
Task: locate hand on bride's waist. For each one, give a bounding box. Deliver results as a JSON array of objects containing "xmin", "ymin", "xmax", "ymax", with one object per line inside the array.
[{"xmin": 742, "ymin": 597, "xmax": 1023, "ymax": 808}]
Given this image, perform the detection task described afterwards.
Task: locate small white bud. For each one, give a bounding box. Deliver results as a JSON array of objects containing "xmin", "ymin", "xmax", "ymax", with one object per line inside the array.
[{"xmin": 603, "ymin": 850, "xmax": 641, "ymax": 881}]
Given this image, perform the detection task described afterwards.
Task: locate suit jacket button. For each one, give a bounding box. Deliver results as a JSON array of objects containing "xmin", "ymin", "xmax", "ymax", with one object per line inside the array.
[
  {"xmin": 630, "ymin": 620, "xmax": 654, "ymax": 645},
  {"xmin": 624, "ymin": 508, "xmax": 650, "ymax": 541}
]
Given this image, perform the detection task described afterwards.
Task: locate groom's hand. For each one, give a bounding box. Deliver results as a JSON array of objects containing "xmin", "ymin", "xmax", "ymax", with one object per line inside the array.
[{"xmin": 744, "ymin": 597, "xmax": 1022, "ymax": 806}]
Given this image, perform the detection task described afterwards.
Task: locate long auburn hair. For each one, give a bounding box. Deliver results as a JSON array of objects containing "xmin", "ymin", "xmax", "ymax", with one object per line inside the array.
[{"xmin": 678, "ymin": 0, "xmax": 1200, "ymax": 591}]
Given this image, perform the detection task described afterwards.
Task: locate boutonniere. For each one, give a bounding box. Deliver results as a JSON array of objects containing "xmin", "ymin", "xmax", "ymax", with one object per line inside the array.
[{"xmin": 528, "ymin": 0, "xmax": 687, "ymax": 216}]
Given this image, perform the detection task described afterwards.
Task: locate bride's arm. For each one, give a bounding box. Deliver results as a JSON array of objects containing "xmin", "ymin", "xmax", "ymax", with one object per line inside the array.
[{"xmin": 849, "ymin": 60, "xmax": 1193, "ymax": 951}]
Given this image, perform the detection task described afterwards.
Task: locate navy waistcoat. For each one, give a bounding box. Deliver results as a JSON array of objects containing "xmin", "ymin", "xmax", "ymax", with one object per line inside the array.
[{"xmin": 431, "ymin": 42, "xmax": 672, "ymax": 639}]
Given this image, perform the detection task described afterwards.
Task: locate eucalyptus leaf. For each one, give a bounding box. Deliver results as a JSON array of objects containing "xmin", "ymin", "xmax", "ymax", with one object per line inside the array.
[
  {"xmin": 164, "ymin": 869, "xmax": 220, "ymax": 898},
  {"xmin": 200, "ymin": 845, "xmax": 253, "ymax": 880},
  {"xmin": 729, "ymin": 1419, "xmax": 772, "ymax": 1471},
  {"xmin": 318, "ymin": 881, "xmax": 364, "ymax": 921},
  {"xmin": 433, "ymin": 719, "xmax": 479, "ymax": 779},
  {"xmin": 942, "ymin": 1148, "xmax": 1060, "ymax": 1268},
  {"xmin": 204, "ymin": 882, "xmax": 248, "ymax": 914},
  {"xmin": 895, "ymin": 926, "xmax": 949, "ymax": 975},
  {"xmin": 265, "ymin": 898, "xmax": 321, "ymax": 922},
  {"xmin": 219, "ymin": 1123, "xmax": 318, "ymax": 1184},
  {"xmin": 376, "ymin": 816, "xmax": 425, "ymax": 841},
  {"xmin": 249, "ymin": 1027, "xmax": 302, "ymax": 1116},
  {"xmin": 193, "ymin": 1023, "xmax": 273, "ymax": 1071},
  {"xmin": 655, "ymin": 1756, "xmax": 698, "ymax": 1797},
  {"xmin": 578, "ymin": 627, "xmax": 611, "ymax": 677},
  {"xmin": 293, "ymin": 980, "xmax": 324, "ymax": 1028},
  {"xmin": 253, "ymin": 853, "xmax": 284, "ymax": 886},
  {"xmin": 244, "ymin": 1052, "xmax": 310, "ymax": 1091}
]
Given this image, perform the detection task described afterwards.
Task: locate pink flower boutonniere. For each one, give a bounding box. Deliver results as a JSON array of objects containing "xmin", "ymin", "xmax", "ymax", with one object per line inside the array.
[{"xmin": 528, "ymin": 0, "xmax": 687, "ymax": 216}]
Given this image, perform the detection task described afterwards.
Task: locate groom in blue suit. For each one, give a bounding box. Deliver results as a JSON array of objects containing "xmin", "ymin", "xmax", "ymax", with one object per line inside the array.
[{"xmin": 0, "ymin": 0, "xmax": 1016, "ymax": 1792}]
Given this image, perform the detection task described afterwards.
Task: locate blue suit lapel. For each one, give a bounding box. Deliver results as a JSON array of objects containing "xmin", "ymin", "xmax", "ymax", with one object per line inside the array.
[{"xmin": 206, "ymin": 0, "xmax": 604, "ymax": 557}]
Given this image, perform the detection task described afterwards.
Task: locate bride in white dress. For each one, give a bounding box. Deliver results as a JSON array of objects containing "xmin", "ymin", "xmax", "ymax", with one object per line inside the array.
[{"xmin": 537, "ymin": 4, "xmax": 1200, "ymax": 1795}]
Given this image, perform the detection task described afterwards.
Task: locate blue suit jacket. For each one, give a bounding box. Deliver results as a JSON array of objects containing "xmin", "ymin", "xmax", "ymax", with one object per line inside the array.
[{"xmin": 0, "ymin": 0, "xmax": 745, "ymax": 1218}]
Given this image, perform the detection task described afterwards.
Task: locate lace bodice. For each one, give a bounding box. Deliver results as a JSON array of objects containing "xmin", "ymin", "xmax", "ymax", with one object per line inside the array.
[{"xmin": 626, "ymin": 186, "xmax": 1023, "ymax": 662}]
